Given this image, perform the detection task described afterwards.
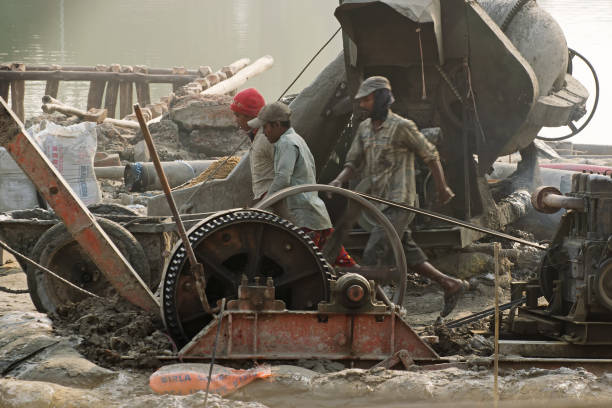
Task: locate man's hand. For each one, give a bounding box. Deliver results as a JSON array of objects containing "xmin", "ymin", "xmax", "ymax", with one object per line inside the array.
[
  {"xmin": 327, "ymin": 179, "xmax": 343, "ymax": 198},
  {"xmin": 438, "ymin": 186, "xmax": 455, "ymax": 205},
  {"xmin": 329, "ymin": 179, "xmax": 343, "ymax": 188}
]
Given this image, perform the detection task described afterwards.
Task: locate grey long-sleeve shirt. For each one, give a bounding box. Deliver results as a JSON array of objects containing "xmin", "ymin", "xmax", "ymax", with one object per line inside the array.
[{"xmin": 268, "ymin": 128, "xmax": 332, "ymax": 231}]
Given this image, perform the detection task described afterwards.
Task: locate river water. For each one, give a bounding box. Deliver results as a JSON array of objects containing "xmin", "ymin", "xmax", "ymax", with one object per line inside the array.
[{"xmin": 0, "ymin": 0, "xmax": 609, "ymax": 145}]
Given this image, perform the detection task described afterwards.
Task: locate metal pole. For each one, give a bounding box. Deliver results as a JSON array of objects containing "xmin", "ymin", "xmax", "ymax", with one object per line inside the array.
[
  {"xmin": 134, "ymin": 104, "xmax": 213, "ymax": 314},
  {"xmin": 204, "ymin": 297, "xmax": 226, "ymax": 408},
  {"xmin": 353, "ymin": 190, "xmax": 546, "ymax": 249},
  {"xmin": 493, "ymin": 242, "xmax": 500, "ymax": 407}
]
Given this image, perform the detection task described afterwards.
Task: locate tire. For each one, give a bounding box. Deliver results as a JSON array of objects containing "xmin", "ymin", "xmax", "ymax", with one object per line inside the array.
[{"xmin": 26, "ymin": 218, "xmax": 151, "ymax": 313}]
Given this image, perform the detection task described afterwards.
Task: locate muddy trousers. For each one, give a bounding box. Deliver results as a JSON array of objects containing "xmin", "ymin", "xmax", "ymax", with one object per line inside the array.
[{"xmin": 362, "ymin": 207, "xmax": 427, "ymax": 267}]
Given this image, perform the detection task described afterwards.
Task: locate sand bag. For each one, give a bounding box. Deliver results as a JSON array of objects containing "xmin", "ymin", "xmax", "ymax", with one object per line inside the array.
[
  {"xmin": 33, "ymin": 121, "xmax": 101, "ymax": 205},
  {"xmin": 149, "ymin": 363, "xmax": 272, "ymax": 396},
  {"xmin": 0, "ymin": 147, "xmax": 39, "ymax": 212}
]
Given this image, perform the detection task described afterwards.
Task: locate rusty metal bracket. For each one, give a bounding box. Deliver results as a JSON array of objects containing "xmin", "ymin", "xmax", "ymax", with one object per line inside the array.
[
  {"xmin": 0, "ymin": 97, "xmax": 159, "ymax": 313},
  {"xmin": 227, "ymin": 276, "xmax": 286, "ymax": 312}
]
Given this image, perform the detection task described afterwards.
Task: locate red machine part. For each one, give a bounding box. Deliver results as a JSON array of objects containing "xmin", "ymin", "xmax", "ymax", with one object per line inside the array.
[
  {"xmin": 179, "ymin": 310, "xmax": 439, "ymax": 363},
  {"xmin": 178, "ymin": 276, "xmax": 439, "ymax": 363},
  {"xmin": 540, "ymin": 163, "xmax": 612, "ymax": 176},
  {"xmin": 0, "ymin": 97, "xmax": 158, "ymax": 313}
]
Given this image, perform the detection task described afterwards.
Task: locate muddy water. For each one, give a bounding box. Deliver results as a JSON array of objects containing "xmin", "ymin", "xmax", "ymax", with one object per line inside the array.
[
  {"xmin": 0, "ymin": 0, "xmax": 342, "ymax": 118},
  {"xmin": 2, "ymin": 298, "xmax": 612, "ymax": 408},
  {"xmin": 3, "ymin": 364, "xmax": 612, "ymax": 408}
]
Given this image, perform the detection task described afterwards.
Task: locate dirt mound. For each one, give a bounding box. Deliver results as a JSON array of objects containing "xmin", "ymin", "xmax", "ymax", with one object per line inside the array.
[
  {"xmin": 421, "ymin": 319, "xmax": 493, "ymax": 357},
  {"xmin": 50, "ymin": 295, "xmax": 173, "ymax": 369}
]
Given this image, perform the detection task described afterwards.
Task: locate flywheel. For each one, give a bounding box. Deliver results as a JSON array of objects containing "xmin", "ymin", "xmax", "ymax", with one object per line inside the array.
[
  {"xmin": 26, "ymin": 217, "xmax": 151, "ymax": 314},
  {"xmin": 161, "ymin": 209, "xmax": 334, "ymax": 346}
]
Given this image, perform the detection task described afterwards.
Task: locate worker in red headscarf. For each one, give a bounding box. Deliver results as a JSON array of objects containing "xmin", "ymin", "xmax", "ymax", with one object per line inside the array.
[{"xmin": 230, "ymin": 88, "xmax": 274, "ymax": 202}]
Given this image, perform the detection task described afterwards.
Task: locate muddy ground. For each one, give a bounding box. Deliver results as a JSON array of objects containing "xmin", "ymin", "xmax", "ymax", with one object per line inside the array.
[{"xmin": 2, "ymin": 259, "xmax": 612, "ymax": 407}]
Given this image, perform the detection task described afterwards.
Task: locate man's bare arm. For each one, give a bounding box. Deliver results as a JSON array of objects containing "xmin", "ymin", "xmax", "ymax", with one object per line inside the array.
[
  {"xmin": 427, "ymin": 159, "xmax": 455, "ymax": 205},
  {"xmin": 329, "ymin": 166, "xmax": 356, "ymax": 188}
]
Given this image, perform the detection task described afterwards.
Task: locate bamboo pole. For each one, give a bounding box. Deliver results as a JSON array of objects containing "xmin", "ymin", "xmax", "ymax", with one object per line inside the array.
[
  {"xmin": 119, "ymin": 66, "xmax": 134, "ymax": 119},
  {"xmin": 87, "ymin": 64, "xmax": 107, "ymax": 110},
  {"xmin": 0, "ymin": 64, "xmax": 9, "ymax": 102},
  {"xmin": 25, "ymin": 64, "xmax": 202, "ymax": 76},
  {"xmin": 42, "ymin": 103, "xmax": 107, "ymax": 123},
  {"xmin": 198, "ymin": 66, "xmax": 212, "ymax": 77},
  {"xmin": 0, "ymin": 69, "xmax": 199, "ymax": 83},
  {"xmin": 493, "ymin": 242, "xmax": 501, "ymax": 408},
  {"xmin": 134, "ymin": 65, "xmax": 151, "ymax": 106},
  {"xmin": 105, "ymin": 118, "xmax": 140, "ymax": 130},
  {"xmin": 10, "ymin": 63, "xmax": 25, "ymax": 121},
  {"xmin": 44, "ymin": 64, "xmax": 61, "ymax": 99},
  {"xmin": 221, "ymin": 58, "xmax": 250, "ymax": 78},
  {"xmin": 221, "ymin": 58, "xmax": 250, "ymax": 97},
  {"xmin": 42, "ymin": 95, "xmax": 64, "ymax": 105},
  {"xmin": 202, "ymin": 55, "xmax": 274, "ymax": 95},
  {"xmin": 172, "ymin": 66, "xmax": 187, "ymax": 92},
  {"xmin": 42, "ymin": 95, "xmax": 139, "ymax": 130},
  {"xmin": 104, "ymin": 64, "xmax": 121, "ymax": 118}
]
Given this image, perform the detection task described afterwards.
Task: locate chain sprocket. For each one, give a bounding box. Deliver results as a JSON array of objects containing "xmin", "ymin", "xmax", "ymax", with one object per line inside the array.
[{"xmin": 161, "ymin": 209, "xmax": 334, "ymax": 346}]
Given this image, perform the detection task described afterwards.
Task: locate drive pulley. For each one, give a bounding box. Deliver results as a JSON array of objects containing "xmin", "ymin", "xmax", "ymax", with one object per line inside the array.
[{"xmin": 161, "ymin": 209, "xmax": 334, "ymax": 346}]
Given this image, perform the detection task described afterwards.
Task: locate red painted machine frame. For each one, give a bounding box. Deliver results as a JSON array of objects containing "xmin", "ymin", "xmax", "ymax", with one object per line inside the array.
[
  {"xmin": 0, "ymin": 97, "xmax": 158, "ymax": 313},
  {"xmin": 180, "ymin": 309, "xmax": 440, "ymax": 363}
]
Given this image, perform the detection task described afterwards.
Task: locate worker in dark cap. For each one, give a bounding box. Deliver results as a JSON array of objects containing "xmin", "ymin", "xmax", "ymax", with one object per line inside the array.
[
  {"xmin": 330, "ymin": 76, "xmax": 468, "ymax": 317},
  {"xmin": 249, "ymin": 102, "xmax": 356, "ymax": 267}
]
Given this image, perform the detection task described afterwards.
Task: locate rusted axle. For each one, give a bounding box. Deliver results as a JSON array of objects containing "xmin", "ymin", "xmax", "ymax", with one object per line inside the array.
[{"xmin": 531, "ymin": 186, "xmax": 585, "ymax": 214}]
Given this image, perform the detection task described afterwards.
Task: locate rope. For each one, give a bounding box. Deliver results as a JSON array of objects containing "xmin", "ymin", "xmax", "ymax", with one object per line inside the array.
[
  {"xmin": 0, "ymin": 286, "xmax": 28, "ymax": 294},
  {"xmin": 203, "ymin": 297, "xmax": 226, "ymax": 408},
  {"xmin": 277, "ymin": 27, "xmax": 342, "ymax": 101},
  {"xmin": 416, "ymin": 26, "xmax": 427, "ymax": 100},
  {"xmin": 435, "ymin": 64, "xmax": 465, "ymax": 106},
  {"xmin": 463, "ymin": 1, "xmax": 487, "ymax": 143},
  {"xmin": 0, "ymin": 238, "xmax": 100, "ymax": 299}
]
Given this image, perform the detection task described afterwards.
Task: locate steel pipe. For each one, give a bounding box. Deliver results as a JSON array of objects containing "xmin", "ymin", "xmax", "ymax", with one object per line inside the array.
[
  {"xmin": 124, "ymin": 160, "xmax": 215, "ymax": 192},
  {"xmin": 531, "ymin": 186, "xmax": 585, "ymax": 214}
]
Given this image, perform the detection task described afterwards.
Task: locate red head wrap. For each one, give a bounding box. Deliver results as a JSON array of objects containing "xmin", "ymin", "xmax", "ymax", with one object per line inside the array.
[{"xmin": 230, "ymin": 88, "xmax": 265, "ymax": 118}]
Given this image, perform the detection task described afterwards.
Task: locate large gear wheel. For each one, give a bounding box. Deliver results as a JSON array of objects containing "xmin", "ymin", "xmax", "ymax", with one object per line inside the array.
[{"xmin": 161, "ymin": 209, "xmax": 334, "ymax": 346}]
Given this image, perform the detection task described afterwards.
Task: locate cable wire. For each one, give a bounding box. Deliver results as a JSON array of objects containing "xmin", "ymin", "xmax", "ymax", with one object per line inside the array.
[
  {"xmin": 277, "ymin": 27, "xmax": 342, "ymax": 101},
  {"xmin": 0, "ymin": 237, "xmax": 100, "ymax": 298}
]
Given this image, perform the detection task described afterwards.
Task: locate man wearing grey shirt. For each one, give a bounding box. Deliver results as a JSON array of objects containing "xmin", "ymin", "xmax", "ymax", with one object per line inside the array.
[
  {"xmin": 230, "ymin": 88, "xmax": 274, "ymax": 202},
  {"xmin": 248, "ymin": 102, "xmax": 356, "ymax": 267}
]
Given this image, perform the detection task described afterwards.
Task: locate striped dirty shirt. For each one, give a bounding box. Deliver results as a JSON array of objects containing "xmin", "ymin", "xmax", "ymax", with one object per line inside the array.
[{"xmin": 344, "ymin": 111, "xmax": 439, "ymax": 209}]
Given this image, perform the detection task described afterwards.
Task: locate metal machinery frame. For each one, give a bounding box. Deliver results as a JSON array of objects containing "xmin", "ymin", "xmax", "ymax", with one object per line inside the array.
[{"xmin": 0, "ymin": 97, "xmax": 158, "ymax": 313}]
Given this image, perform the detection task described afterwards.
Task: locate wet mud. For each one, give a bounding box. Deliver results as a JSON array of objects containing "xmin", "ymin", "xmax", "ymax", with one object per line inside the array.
[{"xmin": 50, "ymin": 295, "xmax": 173, "ymax": 369}]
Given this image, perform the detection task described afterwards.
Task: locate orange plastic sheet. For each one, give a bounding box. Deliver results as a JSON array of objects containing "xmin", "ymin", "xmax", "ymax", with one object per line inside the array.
[{"xmin": 149, "ymin": 363, "xmax": 273, "ymax": 396}]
